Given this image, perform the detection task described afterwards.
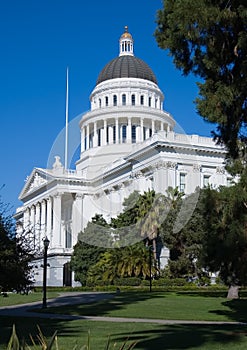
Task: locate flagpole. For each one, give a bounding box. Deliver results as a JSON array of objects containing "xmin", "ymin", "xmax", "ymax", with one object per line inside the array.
[{"xmin": 65, "ymin": 67, "xmax": 69, "ymax": 170}]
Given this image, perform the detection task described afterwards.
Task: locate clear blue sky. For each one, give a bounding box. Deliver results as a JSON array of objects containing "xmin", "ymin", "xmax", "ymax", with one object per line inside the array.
[{"xmin": 0, "ymin": 0, "xmax": 215, "ymax": 212}]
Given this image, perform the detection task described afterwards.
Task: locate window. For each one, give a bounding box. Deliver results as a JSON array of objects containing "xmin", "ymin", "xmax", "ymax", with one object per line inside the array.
[
  {"xmin": 179, "ymin": 173, "xmax": 186, "ymax": 193},
  {"xmin": 203, "ymin": 175, "xmax": 210, "ymax": 187},
  {"xmin": 148, "ymin": 96, "xmax": 152, "ymax": 107},
  {"xmin": 89, "ymin": 134, "xmax": 93, "ymax": 148},
  {"xmin": 122, "ymin": 94, "xmax": 126, "ymax": 105},
  {"xmin": 122, "ymin": 125, "xmax": 127, "ymax": 143},
  {"xmin": 131, "ymin": 94, "xmax": 135, "ymax": 106},
  {"xmin": 132, "ymin": 125, "xmax": 136, "ymax": 143},
  {"xmin": 113, "ymin": 125, "xmax": 116, "ymax": 143},
  {"xmin": 106, "ymin": 126, "xmax": 109, "ymax": 144},
  {"xmin": 99, "ymin": 98, "xmax": 101, "ymax": 108},
  {"xmin": 140, "ymin": 95, "xmax": 144, "ymax": 105},
  {"xmin": 113, "ymin": 95, "xmax": 117, "ymax": 106},
  {"xmin": 98, "ymin": 129, "xmax": 101, "ymax": 146},
  {"xmin": 105, "ymin": 96, "xmax": 108, "ymax": 106}
]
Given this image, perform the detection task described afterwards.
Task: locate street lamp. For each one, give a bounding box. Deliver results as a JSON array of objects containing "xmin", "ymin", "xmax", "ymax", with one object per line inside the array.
[{"xmin": 42, "ymin": 236, "xmax": 50, "ymax": 308}]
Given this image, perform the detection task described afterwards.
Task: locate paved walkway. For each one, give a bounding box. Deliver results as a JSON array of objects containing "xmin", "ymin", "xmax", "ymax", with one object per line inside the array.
[{"xmin": 0, "ymin": 292, "xmax": 245, "ymax": 325}]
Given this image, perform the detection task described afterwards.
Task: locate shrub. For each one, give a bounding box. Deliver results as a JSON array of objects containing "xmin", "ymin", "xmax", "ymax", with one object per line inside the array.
[{"xmin": 113, "ymin": 277, "xmax": 142, "ymax": 286}]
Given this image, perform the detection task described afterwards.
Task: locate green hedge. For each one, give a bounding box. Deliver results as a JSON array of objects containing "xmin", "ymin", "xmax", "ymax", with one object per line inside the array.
[{"xmin": 114, "ymin": 277, "xmax": 142, "ymax": 286}]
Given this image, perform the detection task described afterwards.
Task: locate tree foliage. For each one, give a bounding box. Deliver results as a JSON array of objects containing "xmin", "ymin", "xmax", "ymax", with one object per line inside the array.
[
  {"xmin": 200, "ymin": 181, "xmax": 247, "ymax": 286},
  {"xmin": 70, "ymin": 214, "xmax": 108, "ymax": 286},
  {"xmin": 159, "ymin": 189, "xmax": 204, "ymax": 278},
  {"xmin": 155, "ymin": 0, "xmax": 247, "ymax": 158},
  {"xmin": 0, "ymin": 200, "xmax": 33, "ymax": 292}
]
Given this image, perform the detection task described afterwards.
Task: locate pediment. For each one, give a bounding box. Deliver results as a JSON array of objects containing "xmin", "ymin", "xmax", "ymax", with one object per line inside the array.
[{"xmin": 19, "ymin": 168, "xmax": 52, "ymax": 200}]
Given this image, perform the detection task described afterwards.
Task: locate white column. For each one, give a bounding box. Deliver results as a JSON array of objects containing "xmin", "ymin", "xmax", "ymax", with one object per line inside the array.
[
  {"xmin": 35, "ymin": 202, "xmax": 41, "ymax": 250},
  {"xmin": 127, "ymin": 117, "xmax": 132, "ymax": 143},
  {"xmin": 72, "ymin": 194, "xmax": 83, "ymax": 242},
  {"xmin": 145, "ymin": 127, "xmax": 150, "ymax": 140},
  {"xmin": 93, "ymin": 121, "xmax": 98, "ymax": 147},
  {"xmin": 30, "ymin": 205, "xmax": 35, "ymax": 234},
  {"xmin": 152, "ymin": 120, "xmax": 155, "ymax": 136},
  {"xmin": 53, "ymin": 193, "xmax": 62, "ymax": 247},
  {"xmin": 115, "ymin": 118, "xmax": 119, "ymax": 144},
  {"xmin": 40, "ymin": 200, "xmax": 46, "ymax": 238},
  {"xmin": 160, "ymin": 121, "xmax": 164, "ymax": 131},
  {"xmin": 23, "ymin": 208, "xmax": 30, "ymax": 231},
  {"xmin": 86, "ymin": 124, "xmax": 90, "ymax": 150},
  {"xmin": 46, "ymin": 197, "xmax": 52, "ymax": 241},
  {"xmin": 103, "ymin": 120, "xmax": 107, "ymax": 145},
  {"xmin": 108, "ymin": 125, "xmax": 114, "ymax": 144},
  {"xmin": 81, "ymin": 127, "xmax": 85, "ymax": 152},
  {"xmin": 140, "ymin": 118, "xmax": 144, "ymax": 142}
]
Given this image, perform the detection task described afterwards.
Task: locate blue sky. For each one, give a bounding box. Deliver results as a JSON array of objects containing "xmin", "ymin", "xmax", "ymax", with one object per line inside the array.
[{"xmin": 0, "ymin": 0, "xmax": 216, "ymax": 211}]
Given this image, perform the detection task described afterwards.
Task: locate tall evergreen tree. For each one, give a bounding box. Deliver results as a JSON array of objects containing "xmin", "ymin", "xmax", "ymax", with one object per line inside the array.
[
  {"xmin": 201, "ymin": 183, "xmax": 247, "ymax": 296},
  {"xmin": 155, "ymin": 0, "xmax": 247, "ymax": 159}
]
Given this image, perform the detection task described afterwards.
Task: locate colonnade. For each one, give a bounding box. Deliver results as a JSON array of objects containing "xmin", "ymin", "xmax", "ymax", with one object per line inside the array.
[
  {"xmin": 22, "ymin": 193, "xmax": 84, "ymax": 252},
  {"xmin": 81, "ymin": 117, "xmax": 171, "ymax": 152}
]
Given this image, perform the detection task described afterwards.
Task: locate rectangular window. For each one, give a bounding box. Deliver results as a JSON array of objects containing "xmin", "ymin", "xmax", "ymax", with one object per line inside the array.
[
  {"xmin": 203, "ymin": 175, "xmax": 210, "ymax": 187},
  {"xmin": 140, "ymin": 95, "xmax": 144, "ymax": 105},
  {"xmin": 179, "ymin": 173, "xmax": 186, "ymax": 193},
  {"xmin": 122, "ymin": 125, "xmax": 127, "ymax": 143},
  {"xmin": 122, "ymin": 94, "xmax": 126, "ymax": 105},
  {"xmin": 131, "ymin": 94, "xmax": 135, "ymax": 106},
  {"xmin": 132, "ymin": 125, "xmax": 136, "ymax": 143}
]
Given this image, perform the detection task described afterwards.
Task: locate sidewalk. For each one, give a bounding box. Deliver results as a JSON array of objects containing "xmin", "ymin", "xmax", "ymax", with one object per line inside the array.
[{"xmin": 0, "ymin": 292, "xmax": 245, "ymax": 325}]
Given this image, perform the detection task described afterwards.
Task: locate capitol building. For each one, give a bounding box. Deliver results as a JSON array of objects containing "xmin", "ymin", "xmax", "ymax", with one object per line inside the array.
[{"xmin": 16, "ymin": 27, "xmax": 228, "ymax": 286}]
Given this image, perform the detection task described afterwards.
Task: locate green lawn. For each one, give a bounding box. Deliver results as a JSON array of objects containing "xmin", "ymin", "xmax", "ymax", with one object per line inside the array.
[
  {"xmin": 0, "ymin": 292, "xmax": 58, "ymax": 307},
  {"xmin": 1, "ymin": 316, "xmax": 247, "ymax": 350},
  {"xmin": 1, "ymin": 291, "xmax": 247, "ymax": 349},
  {"xmin": 41, "ymin": 291, "xmax": 247, "ymax": 322}
]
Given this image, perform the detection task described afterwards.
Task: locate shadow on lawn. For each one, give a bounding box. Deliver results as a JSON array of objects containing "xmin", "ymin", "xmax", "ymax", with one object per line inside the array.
[
  {"xmin": 210, "ymin": 298, "xmax": 247, "ymax": 323},
  {"xmin": 1, "ymin": 317, "xmax": 247, "ymax": 350},
  {"xmin": 0, "ymin": 316, "xmax": 85, "ymax": 349},
  {"xmin": 114, "ymin": 324, "xmax": 247, "ymax": 350},
  {"xmin": 44, "ymin": 291, "xmax": 165, "ymax": 317}
]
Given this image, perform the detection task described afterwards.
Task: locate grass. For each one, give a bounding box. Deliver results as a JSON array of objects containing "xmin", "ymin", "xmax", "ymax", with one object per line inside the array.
[
  {"xmin": 1, "ymin": 316, "xmax": 247, "ymax": 350},
  {"xmin": 0, "ymin": 292, "xmax": 59, "ymax": 307},
  {"xmin": 39, "ymin": 291, "xmax": 247, "ymax": 323},
  {"xmin": 1, "ymin": 291, "xmax": 247, "ymax": 349}
]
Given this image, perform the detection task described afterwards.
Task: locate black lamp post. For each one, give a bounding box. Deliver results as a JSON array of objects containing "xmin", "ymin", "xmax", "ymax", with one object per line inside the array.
[{"xmin": 42, "ymin": 236, "xmax": 50, "ymax": 308}]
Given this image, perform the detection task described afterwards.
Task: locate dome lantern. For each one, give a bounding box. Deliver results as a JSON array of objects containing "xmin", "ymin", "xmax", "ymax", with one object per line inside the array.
[{"xmin": 119, "ymin": 26, "xmax": 134, "ymax": 57}]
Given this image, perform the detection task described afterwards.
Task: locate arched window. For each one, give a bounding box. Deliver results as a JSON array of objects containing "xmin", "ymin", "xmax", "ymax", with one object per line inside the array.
[
  {"xmin": 99, "ymin": 98, "xmax": 102, "ymax": 108},
  {"xmin": 131, "ymin": 94, "xmax": 135, "ymax": 106},
  {"xmin": 113, "ymin": 95, "xmax": 117, "ymax": 106},
  {"xmin": 122, "ymin": 94, "xmax": 126, "ymax": 105},
  {"xmin": 105, "ymin": 96, "xmax": 108, "ymax": 107},
  {"xmin": 140, "ymin": 95, "xmax": 144, "ymax": 105},
  {"xmin": 148, "ymin": 97, "xmax": 152, "ymax": 107}
]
